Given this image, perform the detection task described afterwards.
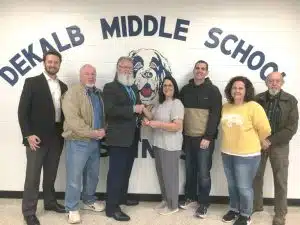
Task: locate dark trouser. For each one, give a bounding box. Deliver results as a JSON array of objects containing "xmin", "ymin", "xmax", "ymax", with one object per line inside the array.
[
  {"xmin": 183, "ymin": 135, "xmax": 214, "ymax": 206},
  {"xmin": 105, "ymin": 142, "xmax": 137, "ymax": 215},
  {"xmin": 153, "ymin": 146, "xmax": 180, "ymax": 210},
  {"xmin": 22, "ymin": 136, "xmax": 63, "ymax": 216},
  {"xmin": 253, "ymin": 144, "xmax": 289, "ymax": 217}
]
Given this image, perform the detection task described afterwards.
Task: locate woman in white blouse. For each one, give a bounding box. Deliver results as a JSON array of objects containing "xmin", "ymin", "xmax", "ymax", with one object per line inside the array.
[{"xmin": 142, "ymin": 76, "xmax": 184, "ymax": 216}]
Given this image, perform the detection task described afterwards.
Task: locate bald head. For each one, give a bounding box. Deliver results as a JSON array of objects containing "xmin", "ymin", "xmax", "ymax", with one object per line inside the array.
[
  {"xmin": 80, "ymin": 64, "xmax": 96, "ymax": 87},
  {"xmin": 266, "ymin": 72, "xmax": 284, "ymax": 95}
]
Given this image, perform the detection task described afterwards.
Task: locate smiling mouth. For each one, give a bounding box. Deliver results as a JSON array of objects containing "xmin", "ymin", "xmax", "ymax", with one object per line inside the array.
[{"xmin": 140, "ymin": 83, "xmax": 154, "ymax": 97}]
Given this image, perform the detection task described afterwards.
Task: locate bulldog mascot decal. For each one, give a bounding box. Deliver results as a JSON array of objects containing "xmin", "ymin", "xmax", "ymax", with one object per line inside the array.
[
  {"xmin": 129, "ymin": 48, "xmax": 172, "ymax": 105},
  {"xmin": 128, "ymin": 48, "xmax": 173, "ymax": 153}
]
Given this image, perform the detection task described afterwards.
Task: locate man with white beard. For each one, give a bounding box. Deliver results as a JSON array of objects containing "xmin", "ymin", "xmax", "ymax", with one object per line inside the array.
[
  {"xmin": 103, "ymin": 56, "xmax": 144, "ymax": 221},
  {"xmin": 253, "ymin": 72, "xmax": 299, "ymax": 225}
]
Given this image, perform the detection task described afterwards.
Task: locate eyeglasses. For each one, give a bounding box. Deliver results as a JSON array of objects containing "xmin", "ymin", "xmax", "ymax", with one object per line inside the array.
[
  {"xmin": 267, "ymin": 79, "xmax": 282, "ymax": 84},
  {"xmin": 163, "ymin": 84, "xmax": 173, "ymax": 88},
  {"xmin": 118, "ymin": 65, "xmax": 133, "ymax": 70}
]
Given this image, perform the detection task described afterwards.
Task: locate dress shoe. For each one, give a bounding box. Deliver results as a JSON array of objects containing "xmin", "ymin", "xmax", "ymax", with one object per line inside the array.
[
  {"xmin": 44, "ymin": 203, "xmax": 66, "ymax": 213},
  {"xmin": 24, "ymin": 215, "xmax": 40, "ymax": 225},
  {"xmin": 107, "ymin": 210, "xmax": 130, "ymax": 221},
  {"xmin": 122, "ymin": 199, "xmax": 139, "ymax": 206}
]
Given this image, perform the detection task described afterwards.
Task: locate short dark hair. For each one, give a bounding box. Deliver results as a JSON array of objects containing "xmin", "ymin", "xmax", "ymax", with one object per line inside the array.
[
  {"xmin": 43, "ymin": 50, "xmax": 62, "ymax": 62},
  {"xmin": 194, "ymin": 60, "xmax": 208, "ymax": 71},
  {"xmin": 158, "ymin": 76, "xmax": 180, "ymax": 104},
  {"xmin": 224, "ymin": 76, "xmax": 255, "ymax": 103}
]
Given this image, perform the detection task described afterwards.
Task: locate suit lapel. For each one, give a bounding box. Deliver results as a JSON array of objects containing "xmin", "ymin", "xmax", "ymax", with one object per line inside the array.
[
  {"xmin": 39, "ymin": 73, "xmax": 55, "ymax": 113},
  {"xmin": 59, "ymin": 80, "xmax": 67, "ymax": 95},
  {"xmin": 132, "ymin": 84, "xmax": 140, "ymax": 104},
  {"xmin": 40, "ymin": 73, "xmax": 53, "ymax": 98},
  {"xmin": 116, "ymin": 81, "xmax": 132, "ymax": 104}
]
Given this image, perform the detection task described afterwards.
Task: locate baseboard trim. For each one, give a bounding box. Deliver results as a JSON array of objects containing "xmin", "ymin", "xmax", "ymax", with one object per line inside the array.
[{"xmin": 0, "ymin": 191, "xmax": 299, "ymax": 206}]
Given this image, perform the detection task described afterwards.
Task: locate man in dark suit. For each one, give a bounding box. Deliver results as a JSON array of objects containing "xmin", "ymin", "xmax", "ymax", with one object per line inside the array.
[
  {"xmin": 18, "ymin": 51, "xmax": 68, "ymax": 225},
  {"xmin": 103, "ymin": 56, "xmax": 144, "ymax": 221}
]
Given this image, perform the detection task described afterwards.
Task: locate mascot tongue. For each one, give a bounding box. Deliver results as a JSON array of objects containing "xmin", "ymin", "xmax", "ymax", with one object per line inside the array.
[{"xmin": 141, "ymin": 87, "xmax": 152, "ymax": 97}]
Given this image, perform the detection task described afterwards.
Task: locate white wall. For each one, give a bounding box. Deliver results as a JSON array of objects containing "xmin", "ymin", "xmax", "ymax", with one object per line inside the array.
[{"xmin": 0, "ymin": 0, "xmax": 299, "ymax": 198}]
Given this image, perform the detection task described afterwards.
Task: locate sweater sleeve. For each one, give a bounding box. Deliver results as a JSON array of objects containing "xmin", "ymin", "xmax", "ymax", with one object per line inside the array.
[
  {"xmin": 252, "ymin": 102, "xmax": 271, "ymax": 141},
  {"xmin": 203, "ymin": 87, "xmax": 222, "ymax": 140}
]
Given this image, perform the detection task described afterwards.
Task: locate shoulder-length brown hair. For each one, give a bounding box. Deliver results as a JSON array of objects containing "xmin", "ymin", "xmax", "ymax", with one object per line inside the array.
[{"xmin": 224, "ymin": 76, "xmax": 255, "ymax": 103}]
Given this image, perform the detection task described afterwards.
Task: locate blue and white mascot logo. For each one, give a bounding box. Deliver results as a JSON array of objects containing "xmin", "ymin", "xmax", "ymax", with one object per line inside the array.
[{"xmin": 129, "ymin": 48, "xmax": 172, "ymax": 105}]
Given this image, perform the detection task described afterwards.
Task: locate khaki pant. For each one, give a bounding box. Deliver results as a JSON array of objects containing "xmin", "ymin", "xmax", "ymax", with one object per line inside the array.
[{"xmin": 253, "ymin": 144, "xmax": 289, "ymax": 217}]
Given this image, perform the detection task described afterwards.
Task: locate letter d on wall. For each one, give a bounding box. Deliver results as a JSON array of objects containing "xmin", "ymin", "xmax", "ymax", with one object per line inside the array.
[{"xmin": 0, "ymin": 66, "xmax": 19, "ymax": 86}]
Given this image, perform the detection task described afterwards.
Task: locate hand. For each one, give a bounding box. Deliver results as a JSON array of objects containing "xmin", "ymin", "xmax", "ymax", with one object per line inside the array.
[
  {"xmin": 142, "ymin": 118, "xmax": 150, "ymax": 126},
  {"xmin": 144, "ymin": 104, "xmax": 154, "ymax": 112},
  {"xmin": 148, "ymin": 120, "xmax": 162, "ymax": 129},
  {"xmin": 261, "ymin": 139, "xmax": 271, "ymax": 150},
  {"xmin": 200, "ymin": 139, "xmax": 210, "ymax": 149},
  {"xmin": 91, "ymin": 129, "xmax": 106, "ymax": 140},
  {"xmin": 96, "ymin": 129, "xmax": 106, "ymax": 139},
  {"xmin": 135, "ymin": 104, "xmax": 145, "ymax": 114},
  {"xmin": 27, "ymin": 135, "xmax": 41, "ymax": 151}
]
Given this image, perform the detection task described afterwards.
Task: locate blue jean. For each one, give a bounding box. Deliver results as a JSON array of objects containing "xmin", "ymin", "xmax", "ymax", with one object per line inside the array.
[
  {"xmin": 183, "ymin": 136, "xmax": 215, "ymax": 206},
  {"xmin": 65, "ymin": 140, "xmax": 100, "ymax": 211},
  {"xmin": 222, "ymin": 153, "xmax": 261, "ymax": 217}
]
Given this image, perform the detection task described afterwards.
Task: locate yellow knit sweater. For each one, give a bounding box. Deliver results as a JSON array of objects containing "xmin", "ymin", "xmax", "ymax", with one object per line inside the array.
[{"xmin": 221, "ymin": 101, "xmax": 271, "ymax": 155}]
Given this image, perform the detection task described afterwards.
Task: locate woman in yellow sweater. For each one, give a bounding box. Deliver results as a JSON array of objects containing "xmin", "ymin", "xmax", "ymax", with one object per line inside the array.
[{"xmin": 220, "ymin": 76, "xmax": 271, "ymax": 225}]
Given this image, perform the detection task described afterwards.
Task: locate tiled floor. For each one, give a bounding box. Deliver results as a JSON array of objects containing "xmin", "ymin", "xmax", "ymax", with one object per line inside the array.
[{"xmin": 0, "ymin": 199, "xmax": 299, "ymax": 225}]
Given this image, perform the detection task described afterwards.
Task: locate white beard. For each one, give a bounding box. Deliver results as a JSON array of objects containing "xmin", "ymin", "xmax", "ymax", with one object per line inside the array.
[
  {"xmin": 117, "ymin": 73, "xmax": 135, "ymax": 86},
  {"xmin": 269, "ymin": 89, "xmax": 280, "ymax": 96},
  {"xmin": 85, "ymin": 83, "xmax": 95, "ymax": 88}
]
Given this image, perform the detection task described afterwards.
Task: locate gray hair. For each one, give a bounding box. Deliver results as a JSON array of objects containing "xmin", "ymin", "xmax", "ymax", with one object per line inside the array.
[
  {"xmin": 80, "ymin": 64, "xmax": 96, "ymax": 75},
  {"xmin": 116, "ymin": 56, "xmax": 133, "ymax": 68},
  {"xmin": 114, "ymin": 56, "xmax": 133, "ymax": 80}
]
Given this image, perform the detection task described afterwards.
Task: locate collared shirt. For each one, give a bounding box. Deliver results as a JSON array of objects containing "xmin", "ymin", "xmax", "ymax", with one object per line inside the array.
[
  {"xmin": 266, "ymin": 92, "xmax": 281, "ymax": 134},
  {"xmin": 123, "ymin": 85, "xmax": 136, "ymax": 105},
  {"xmin": 86, "ymin": 87, "xmax": 103, "ymax": 130},
  {"xmin": 44, "ymin": 72, "xmax": 61, "ymax": 122},
  {"xmin": 123, "ymin": 85, "xmax": 141, "ymax": 126}
]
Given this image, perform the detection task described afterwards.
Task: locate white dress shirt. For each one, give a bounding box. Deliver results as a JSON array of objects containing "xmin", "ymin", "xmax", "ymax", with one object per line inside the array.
[{"xmin": 44, "ymin": 73, "xmax": 62, "ymax": 122}]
